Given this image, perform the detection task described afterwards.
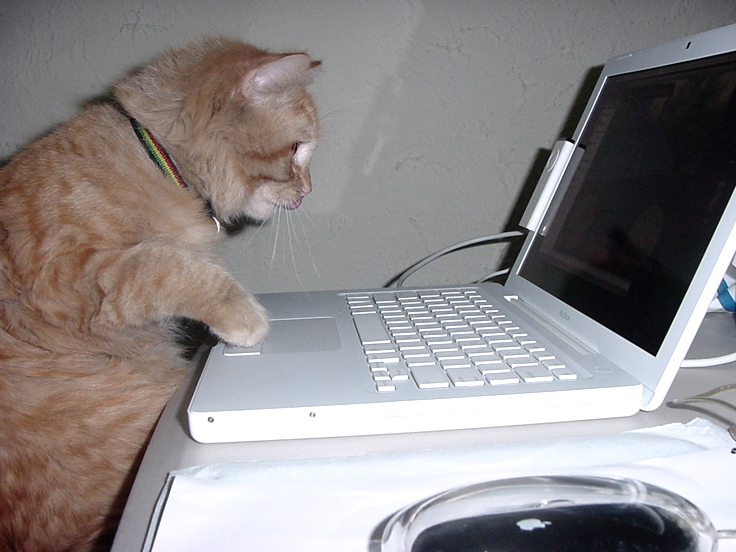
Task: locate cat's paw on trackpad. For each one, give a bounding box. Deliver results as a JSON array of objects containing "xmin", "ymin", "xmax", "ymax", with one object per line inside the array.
[{"xmin": 209, "ymin": 293, "xmax": 270, "ymax": 348}]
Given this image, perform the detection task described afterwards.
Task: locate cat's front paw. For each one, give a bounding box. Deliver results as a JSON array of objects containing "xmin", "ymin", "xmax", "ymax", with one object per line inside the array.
[{"xmin": 209, "ymin": 292, "xmax": 270, "ymax": 348}]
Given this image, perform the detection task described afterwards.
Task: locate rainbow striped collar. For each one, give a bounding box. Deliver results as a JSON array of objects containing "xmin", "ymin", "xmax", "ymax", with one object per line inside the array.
[
  {"xmin": 129, "ymin": 118, "xmax": 188, "ymax": 189},
  {"xmin": 127, "ymin": 115, "xmax": 222, "ymax": 233}
]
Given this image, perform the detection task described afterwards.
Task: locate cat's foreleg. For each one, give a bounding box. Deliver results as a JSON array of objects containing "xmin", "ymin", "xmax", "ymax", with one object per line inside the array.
[{"xmin": 95, "ymin": 244, "xmax": 269, "ymax": 347}]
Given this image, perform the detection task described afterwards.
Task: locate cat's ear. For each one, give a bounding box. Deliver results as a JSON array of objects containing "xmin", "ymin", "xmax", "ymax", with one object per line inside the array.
[{"xmin": 241, "ymin": 54, "xmax": 319, "ymax": 101}]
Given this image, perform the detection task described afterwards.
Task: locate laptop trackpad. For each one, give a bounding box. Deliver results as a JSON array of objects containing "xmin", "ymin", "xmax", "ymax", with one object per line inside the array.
[{"xmin": 260, "ymin": 317, "xmax": 341, "ymax": 354}]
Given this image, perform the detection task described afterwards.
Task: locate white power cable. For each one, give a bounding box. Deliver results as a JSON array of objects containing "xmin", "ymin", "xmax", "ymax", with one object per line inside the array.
[
  {"xmin": 393, "ymin": 231, "xmax": 524, "ymax": 288},
  {"xmin": 681, "ymin": 351, "xmax": 736, "ymax": 368},
  {"xmin": 476, "ymin": 268, "xmax": 511, "ymax": 284}
]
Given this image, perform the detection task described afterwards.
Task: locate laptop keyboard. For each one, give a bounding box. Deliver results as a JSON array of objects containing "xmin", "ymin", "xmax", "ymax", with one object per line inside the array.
[{"xmin": 345, "ymin": 289, "xmax": 579, "ymax": 392}]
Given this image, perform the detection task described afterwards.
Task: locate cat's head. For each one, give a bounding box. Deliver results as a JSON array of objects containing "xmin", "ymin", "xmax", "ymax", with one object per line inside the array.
[{"xmin": 113, "ymin": 38, "xmax": 320, "ymax": 223}]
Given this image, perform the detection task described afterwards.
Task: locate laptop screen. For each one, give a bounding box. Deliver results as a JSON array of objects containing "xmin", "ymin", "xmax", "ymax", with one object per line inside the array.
[{"xmin": 519, "ymin": 52, "xmax": 736, "ymax": 355}]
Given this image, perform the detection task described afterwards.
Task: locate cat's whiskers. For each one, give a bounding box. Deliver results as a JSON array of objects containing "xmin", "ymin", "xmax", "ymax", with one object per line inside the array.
[
  {"xmin": 292, "ymin": 207, "xmax": 321, "ymax": 279},
  {"xmin": 260, "ymin": 200, "xmax": 321, "ymax": 294},
  {"xmin": 240, "ymin": 218, "xmax": 267, "ymax": 251},
  {"xmin": 284, "ymin": 207, "xmax": 309, "ymax": 294},
  {"xmin": 268, "ymin": 205, "xmax": 282, "ymax": 272}
]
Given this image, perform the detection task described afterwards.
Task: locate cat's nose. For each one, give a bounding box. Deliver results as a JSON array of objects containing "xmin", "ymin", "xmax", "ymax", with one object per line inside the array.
[{"xmin": 299, "ymin": 170, "xmax": 312, "ymax": 196}]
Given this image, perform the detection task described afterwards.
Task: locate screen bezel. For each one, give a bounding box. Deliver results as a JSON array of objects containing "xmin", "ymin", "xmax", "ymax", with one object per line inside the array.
[{"xmin": 503, "ymin": 24, "xmax": 736, "ymax": 409}]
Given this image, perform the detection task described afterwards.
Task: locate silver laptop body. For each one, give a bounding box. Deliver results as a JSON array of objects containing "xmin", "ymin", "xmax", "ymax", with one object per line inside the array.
[{"xmin": 188, "ymin": 24, "xmax": 736, "ymax": 443}]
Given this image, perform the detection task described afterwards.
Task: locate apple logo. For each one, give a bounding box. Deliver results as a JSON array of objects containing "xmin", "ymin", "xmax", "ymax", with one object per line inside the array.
[{"xmin": 517, "ymin": 518, "xmax": 553, "ymax": 531}]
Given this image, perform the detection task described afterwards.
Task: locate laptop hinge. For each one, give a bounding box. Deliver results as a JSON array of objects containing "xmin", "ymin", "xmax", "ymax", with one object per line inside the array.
[{"xmin": 519, "ymin": 139, "xmax": 576, "ymax": 232}]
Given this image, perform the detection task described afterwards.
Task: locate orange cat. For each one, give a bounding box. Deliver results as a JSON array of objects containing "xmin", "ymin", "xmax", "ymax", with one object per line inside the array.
[{"xmin": 0, "ymin": 38, "xmax": 319, "ymax": 551}]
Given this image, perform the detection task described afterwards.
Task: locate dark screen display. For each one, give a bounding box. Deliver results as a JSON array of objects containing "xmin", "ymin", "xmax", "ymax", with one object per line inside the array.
[{"xmin": 519, "ymin": 52, "xmax": 736, "ymax": 355}]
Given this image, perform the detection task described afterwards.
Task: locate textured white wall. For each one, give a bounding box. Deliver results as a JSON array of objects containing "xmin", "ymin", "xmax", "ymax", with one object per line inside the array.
[{"xmin": 2, "ymin": 1, "xmax": 735, "ymax": 294}]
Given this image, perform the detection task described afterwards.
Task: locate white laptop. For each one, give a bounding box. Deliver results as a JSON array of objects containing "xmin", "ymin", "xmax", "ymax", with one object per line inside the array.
[{"xmin": 188, "ymin": 24, "xmax": 736, "ymax": 444}]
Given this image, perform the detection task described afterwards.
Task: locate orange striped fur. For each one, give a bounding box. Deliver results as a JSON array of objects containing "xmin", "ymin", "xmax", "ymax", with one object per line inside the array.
[{"xmin": 0, "ymin": 38, "xmax": 319, "ymax": 551}]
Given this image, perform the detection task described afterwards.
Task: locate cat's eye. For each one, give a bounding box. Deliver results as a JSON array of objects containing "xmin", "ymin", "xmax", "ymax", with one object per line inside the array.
[{"xmin": 291, "ymin": 142, "xmax": 300, "ymax": 155}]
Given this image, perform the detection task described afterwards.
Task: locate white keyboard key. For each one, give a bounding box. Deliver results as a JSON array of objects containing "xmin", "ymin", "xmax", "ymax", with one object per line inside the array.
[
  {"xmin": 389, "ymin": 366, "xmax": 411, "ymax": 381},
  {"xmin": 403, "ymin": 351, "xmax": 432, "ymax": 360},
  {"xmin": 367, "ymin": 353, "xmax": 401, "ymax": 364},
  {"xmin": 460, "ymin": 342, "xmax": 488, "ymax": 350},
  {"xmin": 552, "ymin": 366, "xmax": 578, "ymax": 380},
  {"xmin": 414, "ymin": 321, "xmax": 440, "ymax": 328},
  {"xmin": 406, "ymin": 359, "xmax": 438, "ymax": 368},
  {"xmin": 398, "ymin": 344, "xmax": 428, "ymax": 352},
  {"xmin": 499, "ymin": 350, "xmax": 530, "ymax": 361},
  {"xmin": 515, "ymin": 364, "xmax": 554, "ymax": 383},
  {"xmin": 430, "ymin": 344, "xmax": 460, "ymax": 353},
  {"xmin": 429, "ymin": 306, "xmax": 454, "ymax": 314},
  {"xmin": 421, "ymin": 290, "xmax": 443, "ymax": 296},
  {"xmin": 411, "ymin": 365, "xmax": 450, "ymax": 388},
  {"xmin": 472, "ymin": 354, "xmax": 503, "ymax": 365},
  {"xmin": 494, "ymin": 343, "xmax": 522, "ymax": 351},
  {"xmin": 385, "ymin": 319, "xmax": 411, "ymax": 327},
  {"xmin": 534, "ymin": 350, "xmax": 557, "ymax": 361},
  {"xmin": 468, "ymin": 352, "xmax": 503, "ymax": 365},
  {"xmin": 440, "ymin": 358, "xmax": 472, "ymax": 369},
  {"xmin": 418, "ymin": 325, "xmax": 444, "ymax": 334},
  {"xmin": 479, "ymin": 329, "xmax": 507, "ymax": 338},
  {"xmin": 435, "ymin": 352, "xmax": 466, "ymax": 362},
  {"xmin": 466, "ymin": 347, "xmax": 494, "ymax": 357},
  {"xmin": 508, "ymin": 359, "xmax": 539, "ymax": 368},
  {"xmin": 488, "ymin": 339, "xmax": 515, "ymax": 348},
  {"xmin": 469, "ymin": 320, "xmax": 498, "ymax": 328},
  {"xmin": 370, "ymin": 362, "xmax": 390, "ymax": 372},
  {"xmin": 410, "ymin": 317, "xmax": 435, "ymax": 325},
  {"xmin": 223, "ymin": 343, "xmax": 263, "ymax": 356},
  {"xmin": 474, "ymin": 358, "xmax": 505, "ymax": 368},
  {"xmin": 543, "ymin": 359, "xmax": 567, "ymax": 370},
  {"xmin": 455, "ymin": 337, "xmax": 483, "ymax": 344},
  {"xmin": 478, "ymin": 364, "xmax": 511, "ymax": 374},
  {"xmin": 350, "ymin": 305, "xmax": 377, "ymax": 315},
  {"xmin": 372, "ymin": 371, "xmax": 391, "ymax": 381},
  {"xmin": 446, "ymin": 367, "xmax": 485, "ymax": 387},
  {"xmin": 426, "ymin": 338, "xmax": 454, "ymax": 347},
  {"xmin": 486, "ymin": 372, "xmax": 520, "ymax": 385},
  {"xmin": 353, "ymin": 313, "xmax": 391, "ymax": 345},
  {"xmin": 461, "ymin": 313, "xmax": 486, "ymax": 320},
  {"xmin": 449, "ymin": 329, "xmax": 475, "ymax": 337},
  {"xmin": 376, "ymin": 381, "xmax": 396, "ymax": 392},
  {"xmin": 364, "ymin": 344, "xmax": 396, "ymax": 354}
]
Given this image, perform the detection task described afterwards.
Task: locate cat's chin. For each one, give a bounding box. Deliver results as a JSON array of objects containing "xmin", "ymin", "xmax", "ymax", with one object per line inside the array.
[
  {"xmin": 242, "ymin": 194, "xmax": 305, "ymax": 221},
  {"xmin": 237, "ymin": 202, "xmax": 290, "ymax": 224},
  {"xmin": 284, "ymin": 196, "xmax": 303, "ymax": 210}
]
